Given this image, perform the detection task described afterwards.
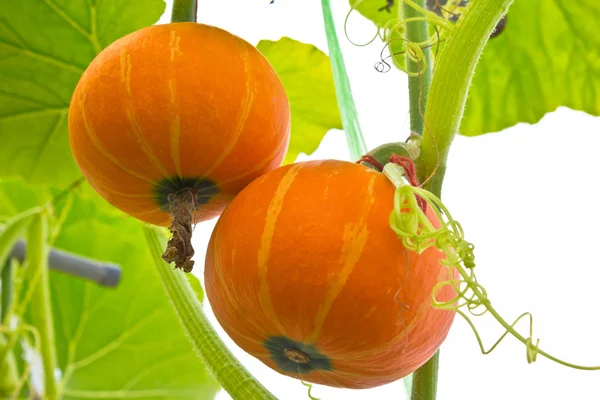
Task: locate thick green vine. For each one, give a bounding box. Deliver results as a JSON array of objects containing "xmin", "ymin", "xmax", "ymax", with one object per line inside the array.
[
  {"xmin": 144, "ymin": 226, "xmax": 277, "ymax": 400},
  {"xmin": 390, "ymin": 0, "xmax": 515, "ymax": 398},
  {"xmin": 402, "ymin": 0, "xmax": 433, "ymax": 136},
  {"xmin": 416, "ymin": 0, "xmax": 515, "ymax": 194}
]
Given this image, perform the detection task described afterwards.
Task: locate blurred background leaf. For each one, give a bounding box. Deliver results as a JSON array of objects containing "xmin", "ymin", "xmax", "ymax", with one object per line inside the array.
[
  {"xmin": 0, "ymin": 0, "xmax": 166, "ymax": 186},
  {"xmin": 350, "ymin": 0, "xmax": 600, "ymax": 136},
  {"xmin": 258, "ymin": 37, "xmax": 342, "ymax": 163},
  {"xmin": 0, "ymin": 179, "xmax": 220, "ymax": 399}
]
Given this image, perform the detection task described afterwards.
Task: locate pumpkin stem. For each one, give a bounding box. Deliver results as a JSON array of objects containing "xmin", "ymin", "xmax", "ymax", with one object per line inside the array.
[{"xmin": 162, "ymin": 188, "xmax": 197, "ymax": 272}]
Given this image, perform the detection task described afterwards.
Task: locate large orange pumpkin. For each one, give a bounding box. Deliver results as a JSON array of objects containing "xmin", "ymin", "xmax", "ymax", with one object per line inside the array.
[
  {"xmin": 205, "ymin": 160, "xmax": 456, "ymax": 389},
  {"xmin": 68, "ymin": 22, "xmax": 290, "ymax": 227}
]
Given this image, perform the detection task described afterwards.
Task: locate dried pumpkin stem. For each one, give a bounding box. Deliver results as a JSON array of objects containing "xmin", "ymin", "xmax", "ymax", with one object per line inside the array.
[{"xmin": 162, "ymin": 189, "xmax": 197, "ymax": 273}]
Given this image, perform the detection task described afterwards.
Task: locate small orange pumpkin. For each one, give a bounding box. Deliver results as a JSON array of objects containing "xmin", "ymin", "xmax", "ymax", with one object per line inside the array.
[
  {"xmin": 205, "ymin": 159, "xmax": 456, "ymax": 389},
  {"xmin": 68, "ymin": 22, "xmax": 290, "ymax": 227}
]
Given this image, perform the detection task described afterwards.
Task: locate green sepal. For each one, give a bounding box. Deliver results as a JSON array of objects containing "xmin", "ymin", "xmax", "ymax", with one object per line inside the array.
[{"xmin": 360, "ymin": 142, "xmax": 414, "ymax": 171}]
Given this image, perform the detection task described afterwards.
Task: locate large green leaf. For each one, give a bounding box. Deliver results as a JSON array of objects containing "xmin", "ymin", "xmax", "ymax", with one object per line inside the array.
[
  {"xmin": 0, "ymin": 179, "xmax": 219, "ymax": 399},
  {"xmin": 461, "ymin": 0, "xmax": 600, "ymax": 135},
  {"xmin": 258, "ymin": 37, "xmax": 342, "ymax": 163},
  {"xmin": 350, "ymin": 0, "xmax": 600, "ymax": 136},
  {"xmin": 0, "ymin": 0, "xmax": 165, "ymax": 185}
]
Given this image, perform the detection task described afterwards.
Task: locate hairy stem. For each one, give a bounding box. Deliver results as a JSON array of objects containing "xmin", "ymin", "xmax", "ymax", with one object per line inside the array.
[
  {"xmin": 403, "ymin": 1, "xmax": 436, "ymax": 398},
  {"xmin": 321, "ymin": 0, "xmax": 368, "ymax": 160},
  {"xmin": 403, "ymin": 0, "xmax": 433, "ymax": 135},
  {"xmin": 417, "ymin": 0, "xmax": 515, "ymax": 195},
  {"xmin": 409, "ymin": 0, "xmax": 514, "ymax": 398},
  {"xmin": 171, "ymin": 0, "xmax": 197, "ymax": 23},
  {"xmin": 27, "ymin": 212, "xmax": 58, "ymax": 400},
  {"xmin": 144, "ymin": 226, "xmax": 277, "ymax": 400}
]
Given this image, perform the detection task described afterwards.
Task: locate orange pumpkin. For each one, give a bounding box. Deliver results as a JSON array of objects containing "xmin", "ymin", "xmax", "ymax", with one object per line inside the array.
[
  {"xmin": 68, "ymin": 22, "xmax": 290, "ymax": 227},
  {"xmin": 205, "ymin": 159, "xmax": 456, "ymax": 389}
]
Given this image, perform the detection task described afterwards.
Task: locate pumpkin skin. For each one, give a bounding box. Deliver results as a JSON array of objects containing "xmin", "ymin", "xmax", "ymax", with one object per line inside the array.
[
  {"xmin": 68, "ymin": 22, "xmax": 290, "ymax": 226},
  {"xmin": 205, "ymin": 159, "xmax": 456, "ymax": 389}
]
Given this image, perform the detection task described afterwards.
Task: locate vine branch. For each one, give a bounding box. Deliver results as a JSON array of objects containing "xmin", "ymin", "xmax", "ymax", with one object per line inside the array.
[
  {"xmin": 403, "ymin": 0, "xmax": 433, "ymax": 136},
  {"xmin": 171, "ymin": 0, "xmax": 198, "ymax": 23},
  {"xmin": 144, "ymin": 226, "xmax": 277, "ymax": 400},
  {"xmin": 27, "ymin": 212, "xmax": 58, "ymax": 400},
  {"xmin": 400, "ymin": 0, "xmax": 515, "ymax": 398},
  {"xmin": 417, "ymin": 0, "xmax": 515, "ymax": 195}
]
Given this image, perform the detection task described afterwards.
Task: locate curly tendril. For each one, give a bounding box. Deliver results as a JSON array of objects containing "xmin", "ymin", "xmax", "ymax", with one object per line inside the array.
[
  {"xmin": 383, "ymin": 162, "xmax": 600, "ymax": 371},
  {"xmin": 344, "ymin": 0, "xmax": 456, "ymax": 76},
  {"xmin": 301, "ymin": 380, "xmax": 320, "ymax": 400}
]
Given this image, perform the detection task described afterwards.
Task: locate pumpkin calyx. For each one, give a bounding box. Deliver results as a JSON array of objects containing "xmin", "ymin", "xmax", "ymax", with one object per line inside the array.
[
  {"xmin": 284, "ymin": 349, "xmax": 310, "ymax": 364},
  {"xmin": 162, "ymin": 188, "xmax": 199, "ymax": 272},
  {"xmin": 264, "ymin": 336, "xmax": 332, "ymax": 374}
]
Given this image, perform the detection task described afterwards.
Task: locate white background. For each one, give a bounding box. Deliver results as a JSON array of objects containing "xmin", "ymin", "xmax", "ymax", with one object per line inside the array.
[{"xmin": 158, "ymin": 1, "xmax": 600, "ymax": 399}]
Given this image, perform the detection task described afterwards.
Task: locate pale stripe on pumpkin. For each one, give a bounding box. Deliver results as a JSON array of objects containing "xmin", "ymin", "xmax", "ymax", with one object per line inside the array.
[
  {"xmin": 77, "ymin": 99, "xmax": 155, "ymax": 184},
  {"xmin": 202, "ymin": 45, "xmax": 255, "ymax": 177},
  {"xmin": 215, "ymin": 133, "xmax": 289, "ymax": 191},
  {"xmin": 257, "ymin": 163, "xmax": 304, "ymax": 338},
  {"xmin": 308, "ymin": 174, "xmax": 377, "ymax": 342},
  {"xmin": 168, "ymin": 31, "xmax": 184, "ymax": 177},
  {"xmin": 120, "ymin": 48, "xmax": 170, "ymax": 177}
]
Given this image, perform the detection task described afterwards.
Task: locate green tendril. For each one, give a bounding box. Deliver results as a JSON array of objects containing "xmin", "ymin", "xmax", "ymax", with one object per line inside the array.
[
  {"xmin": 344, "ymin": 0, "xmax": 452, "ymax": 77},
  {"xmin": 301, "ymin": 381, "xmax": 320, "ymax": 400},
  {"xmin": 383, "ymin": 162, "xmax": 600, "ymax": 371},
  {"xmin": 343, "ymin": 0, "xmax": 475, "ymax": 81}
]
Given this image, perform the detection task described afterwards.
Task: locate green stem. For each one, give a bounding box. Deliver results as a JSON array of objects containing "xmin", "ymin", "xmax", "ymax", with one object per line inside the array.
[
  {"xmin": 1, "ymin": 260, "xmax": 12, "ymax": 324},
  {"xmin": 171, "ymin": 0, "xmax": 197, "ymax": 23},
  {"xmin": 321, "ymin": 0, "xmax": 368, "ymax": 161},
  {"xmin": 143, "ymin": 226, "xmax": 277, "ymax": 400},
  {"xmin": 411, "ymin": 351, "xmax": 439, "ymax": 400},
  {"xmin": 402, "ymin": 1, "xmax": 436, "ymax": 399},
  {"xmin": 403, "ymin": 0, "xmax": 433, "ymax": 135},
  {"xmin": 27, "ymin": 212, "xmax": 58, "ymax": 400},
  {"xmin": 0, "ymin": 260, "xmax": 19, "ymax": 397},
  {"xmin": 408, "ymin": 0, "xmax": 513, "ymax": 398},
  {"xmin": 0, "ymin": 332, "xmax": 19, "ymax": 397},
  {"xmin": 417, "ymin": 0, "xmax": 515, "ymax": 195}
]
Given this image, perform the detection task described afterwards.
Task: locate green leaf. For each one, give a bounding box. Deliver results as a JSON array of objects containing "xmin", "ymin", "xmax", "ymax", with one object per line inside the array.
[
  {"xmin": 0, "ymin": 0, "xmax": 166, "ymax": 185},
  {"xmin": 350, "ymin": 0, "xmax": 399, "ymax": 27},
  {"xmin": 350, "ymin": 0, "xmax": 600, "ymax": 136},
  {"xmin": 0, "ymin": 179, "xmax": 219, "ymax": 399},
  {"xmin": 258, "ymin": 37, "xmax": 343, "ymax": 163},
  {"xmin": 460, "ymin": 0, "xmax": 600, "ymax": 135}
]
